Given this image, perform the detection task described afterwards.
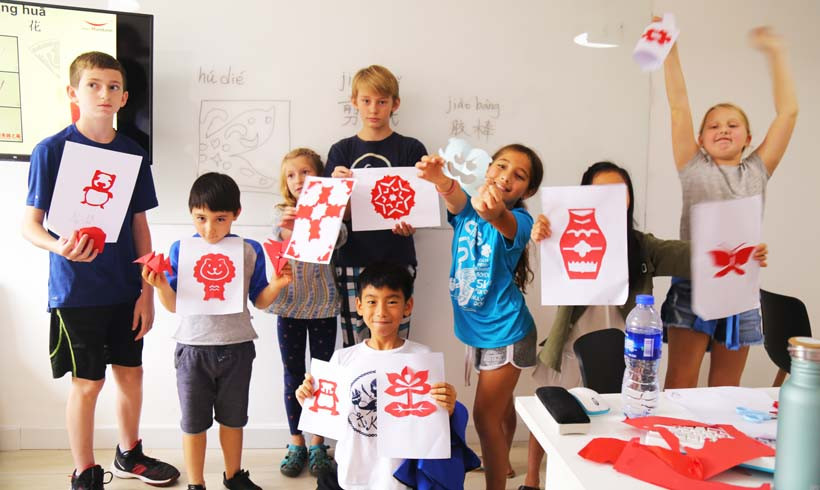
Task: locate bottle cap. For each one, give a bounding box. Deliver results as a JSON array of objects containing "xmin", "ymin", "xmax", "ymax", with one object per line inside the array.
[
  {"xmin": 636, "ymin": 294, "xmax": 654, "ymax": 305},
  {"xmin": 788, "ymin": 336, "xmax": 820, "ymax": 362}
]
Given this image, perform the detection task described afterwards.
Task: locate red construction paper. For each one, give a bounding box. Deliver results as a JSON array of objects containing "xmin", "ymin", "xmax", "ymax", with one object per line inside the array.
[
  {"xmin": 263, "ymin": 239, "xmax": 289, "ymax": 275},
  {"xmin": 578, "ymin": 416, "xmax": 774, "ymax": 490},
  {"xmin": 77, "ymin": 226, "xmax": 106, "ymax": 253},
  {"xmin": 134, "ymin": 251, "xmax": 173, "ymax": 275}
]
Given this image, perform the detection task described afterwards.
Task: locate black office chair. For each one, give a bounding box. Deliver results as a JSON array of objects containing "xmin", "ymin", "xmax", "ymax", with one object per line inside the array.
[
  {"xmin": 573, "ymin": 328, "xmax": 625, "ymax": 394},
  {"xmin": 760, "ymin": 289, "xmax": 812, "ymax": 387}
]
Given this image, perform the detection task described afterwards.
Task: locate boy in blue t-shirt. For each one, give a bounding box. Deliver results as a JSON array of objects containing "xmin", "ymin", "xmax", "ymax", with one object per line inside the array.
[
  {"xmin": 324, "ymin": 65, "xmax": 427, "ymax": 347},
  {"xmin": 22, "ymin": 52, "xmax": 179, "ymax": 490},
  {"xmin": 143, "ymin": 172, "xmax": 292, "ymax": 490}
]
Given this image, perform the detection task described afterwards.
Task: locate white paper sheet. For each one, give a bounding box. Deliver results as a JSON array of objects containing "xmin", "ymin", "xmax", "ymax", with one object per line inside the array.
[
  {"xmin": 176, "ymin": 236, "xmax": 245, "ymax": 315},
  {"xmin": 665, "ymin": 387, "xmax": 777, "ymax": 439},
  {"xmin": 297, "ymin": 359, "xmax": 351, "ymax": 441},
  {"xmin": 691, "ymin": 195, "xmax": 762, "ymax": 320},
  {"xmin": 283, "ymin": 176, "xmax": 354, "ymax": 263},
  {"xmin": 350, "ymin": 167, "xmax": 440, "ymax": 231},
  {"xmin": 376, "ymin": 352, "xmax": 450, "ymax": 459},
  {"xmin": 46, "ymin": 141, "xmax": 142, "ymax": 242},
  {"xmin": 539, "ymin": 185, "xmax": 628, "ymax": 305}
]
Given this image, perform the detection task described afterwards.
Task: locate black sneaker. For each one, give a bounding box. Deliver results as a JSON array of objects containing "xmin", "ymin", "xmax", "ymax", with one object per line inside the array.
[
  {"xmin": 111, "ymin": 440, "xmax": 180, "ymax": 487},
  {"xmin": 70, "ymin": 465, "xmax": 112, "ymax": 490},
  {"xmin": 223, "ymin": 469, "xmax": 262, "ymax": 490},
  {"xmin": 187, "ymin": 485, "xmax": 206, "ymax": 490}
]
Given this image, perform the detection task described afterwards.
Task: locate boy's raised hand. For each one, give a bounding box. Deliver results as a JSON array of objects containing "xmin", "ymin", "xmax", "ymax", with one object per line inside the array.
[
  {"xmin": 331, "ymin": 166, "xmax": 353, "ymax": 179},
  {"xmin": 392, "ymin": 222, "xmax": 415, "ymax": 237},
  {"xmin": 431, "ymin": 382, "xmax": 457, "ymax": 415},
  {"xmin": 531, "ymin": 214, "xmax": 552, "ymax": 242},
  {"xmin": 141, "ymin": 266, "xmax": 169, "ymax": 289},
  {"xmin": 295, "ymin": 373, "xmax": 315, "ymax": 406},
  {"xmin": 272, "ymin": 261, "xmax": 293, "ymax": 287},
  {"xmin": 416, "ymin": 155, "xmax": 450, "ymax": 187},
  {"xmin": 56, "ymin": 230, "xmax": 98, "ymax": 262},
  {"xmin": 749, "ymin": 26, "xmax": 783, "ymax": 53}
]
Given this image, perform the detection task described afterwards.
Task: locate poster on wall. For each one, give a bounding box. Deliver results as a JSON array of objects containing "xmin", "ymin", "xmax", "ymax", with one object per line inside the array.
[{"xmin": 539, "ymin": 185, "xmax": 628, "ymax": 305}]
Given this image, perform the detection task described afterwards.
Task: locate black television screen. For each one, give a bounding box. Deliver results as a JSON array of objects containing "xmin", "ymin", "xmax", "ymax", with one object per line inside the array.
[{"xmin": 0, "ymin": 1, "xmax": 152, "ymax": 162}]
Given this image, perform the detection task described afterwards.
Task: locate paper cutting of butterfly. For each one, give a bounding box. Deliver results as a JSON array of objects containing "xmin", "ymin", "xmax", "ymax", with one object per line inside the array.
[{"xmin": 708, "ymin": 243, "xmax": 756, "ymax": 278}]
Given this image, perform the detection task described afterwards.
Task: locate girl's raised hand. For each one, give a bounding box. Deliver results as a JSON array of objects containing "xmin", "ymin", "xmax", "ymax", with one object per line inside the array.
[
  {"xmin": 749, "ymin": 26, "xmax": 783, "ymax": 53},
  {"xmin": 416, "ymin": 155, "xmax": 450, "ymax": 187},
  {"xmin": 278, "ymin": 206, "xmax": 296, "ymax": 231},
  {"xmin": 753, "ymin": 243, "xmax": 769, "ymax": 268},
  {"xmin": 295, "ymin": 373, "xmax": 314, "ymax": 406},
  {"xmin": 531, "ymin": 214, "xmax": 552, "ymax": 242},
  {"xmin": 471, "ymin": 177, "xmax": 505, "ymax": 220}
]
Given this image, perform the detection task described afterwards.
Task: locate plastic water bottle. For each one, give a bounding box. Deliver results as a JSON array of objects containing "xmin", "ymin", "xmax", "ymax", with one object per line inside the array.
[{"xmin": 622, "ymin": 294, "xmax": 662, "ymax": 418}]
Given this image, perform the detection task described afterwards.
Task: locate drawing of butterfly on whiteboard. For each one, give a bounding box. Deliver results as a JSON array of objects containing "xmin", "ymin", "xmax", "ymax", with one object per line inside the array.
[{"xmin": 708, "ymin": 243, "xmax": 756, "ymax": 278}]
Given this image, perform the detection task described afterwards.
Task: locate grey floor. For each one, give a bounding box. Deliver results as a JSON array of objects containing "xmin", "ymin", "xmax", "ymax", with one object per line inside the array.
[{"xmin": 0, "ymin": 443, "xmax": 540, "ymax": 489}]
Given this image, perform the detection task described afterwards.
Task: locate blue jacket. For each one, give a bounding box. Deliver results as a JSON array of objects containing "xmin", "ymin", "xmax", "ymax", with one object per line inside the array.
[{"xmin": 393, "ymin": 401, "xmax": 481, "ymax": 490}]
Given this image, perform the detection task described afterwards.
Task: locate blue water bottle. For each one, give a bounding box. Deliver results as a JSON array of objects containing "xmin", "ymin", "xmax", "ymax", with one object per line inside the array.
[
  {"xmin": 774, "ymin": 336, "xmax": 820, "ymax": 489},
  {"xmin": 622, "ymin": 294, "xmax": 663, "ymax": 418}
]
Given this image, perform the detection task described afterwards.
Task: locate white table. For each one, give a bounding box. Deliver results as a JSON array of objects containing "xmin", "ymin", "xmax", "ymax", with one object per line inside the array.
[{"xmin": 515, "ymin": 389, "xmax": 777, "ymax": 490}]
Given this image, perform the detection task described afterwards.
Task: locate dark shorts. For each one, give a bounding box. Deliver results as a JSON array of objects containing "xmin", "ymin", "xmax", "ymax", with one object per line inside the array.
[
  {"xmin": 175, "ymin": 342, "xmax": 256, "ymax": 434},
  {"xmin": 661, "ymin": 279, "xmax": 763, "ymax": 348},
  {"xmin": 50, "ymin": 301, "xmax": 143, "ymax": 381}
]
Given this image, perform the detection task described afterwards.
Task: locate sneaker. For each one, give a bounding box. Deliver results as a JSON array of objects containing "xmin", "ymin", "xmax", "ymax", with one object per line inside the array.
[
  {"xmin": 279, "ymin": 444, "xmax": 307, "ymax": 477},
  {"xmin": 308, "ymin": 444, "xmax": 334, "ymax": 477},
  {"xmin": 70, "ymin": 465, "xmax": 112, "ymax": 490},
  {"xmin": 223, "ymin": 469, "xmax": 262, "ymax": 490},
  {"xmin": 187, "ymin": 485, "xmax": 206, "ymax": 490},
  {"xmin": 111, "ymin": 440, "xmax": 180, "ymax": 487}
]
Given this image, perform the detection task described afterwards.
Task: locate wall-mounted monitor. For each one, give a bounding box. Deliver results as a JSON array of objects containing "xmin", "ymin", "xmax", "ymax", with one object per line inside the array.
[{"xmin": 0, "ymin": 1, "xmax": 152, "ymax": 162}]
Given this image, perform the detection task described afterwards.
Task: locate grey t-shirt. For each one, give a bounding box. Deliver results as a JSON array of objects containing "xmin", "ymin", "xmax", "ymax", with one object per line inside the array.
[
  {"xmin": 678, "ymin": 150, "xmax": 770, "ymax": 241},
  {"xmin": 173, "ymin": 241, "xmax": 262, "ymax": 345}
]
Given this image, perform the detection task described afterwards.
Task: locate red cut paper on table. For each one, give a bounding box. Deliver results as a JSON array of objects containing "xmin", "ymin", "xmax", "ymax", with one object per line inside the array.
[
  {"xmin": 370, "ymin": 174, "xmax": 416, "ymax": 220},
  {"xmin": 80, "ymin": 169, "xmax": 117, "ymax": 209},
  {"xmin": 309, "ymin": 379, "xmax": 340, "ymax": 416},
  {"xmin": 560, "ymin": 208, "xmax": 607, "ymax": 279},
  {"xmin": 708, "ymin": 243, "xmax": 756, "ymax": 278},
  {"xmin": 578, "ymin": 416, "xmax": 774, "ymax": 490},
  {"xmin": 192, "ymin": 253, "xmax": 236, "ymax": 301},
  {"xmin": 77, "ymin": 226, "xmax": 106, "ymax": 253},
  {"xmin": 384, "ymin": 366, "xmax": 436, "ymax": 418},
  {"xmin": 263, "ymin": 239, "xmax": 289, "ymax": 275},
  {"xmin": 134, "ymin": 251, "xmax": 173, "ymax": 275}
]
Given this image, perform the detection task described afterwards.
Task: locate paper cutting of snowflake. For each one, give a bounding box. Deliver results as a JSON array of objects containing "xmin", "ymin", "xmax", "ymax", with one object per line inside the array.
[{"xmin": 370, "ymin": 174, "xmax": 416, "ymax": 220}]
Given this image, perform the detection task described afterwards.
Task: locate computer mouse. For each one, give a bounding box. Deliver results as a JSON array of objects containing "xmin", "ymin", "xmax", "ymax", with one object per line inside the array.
[{"xmin": 568, "ymin": 387, "xmax": 610, "ymax": 415}]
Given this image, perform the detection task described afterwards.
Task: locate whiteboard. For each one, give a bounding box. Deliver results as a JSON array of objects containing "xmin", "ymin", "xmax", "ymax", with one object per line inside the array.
[{"xmin": 43, "ymin": 0, "xmax": 651, "ymax": 227}]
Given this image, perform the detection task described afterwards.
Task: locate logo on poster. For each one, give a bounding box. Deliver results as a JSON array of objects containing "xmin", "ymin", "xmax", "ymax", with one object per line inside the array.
[
  {"xmin": 192, "ymin": 253, "xmax": 236, "ymax": 300},
  {"xmin": 81, "ymin": 170, "xmax": 117, "ymax": 209}
]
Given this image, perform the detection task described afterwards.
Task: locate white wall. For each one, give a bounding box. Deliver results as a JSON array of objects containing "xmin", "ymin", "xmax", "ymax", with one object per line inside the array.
[{"xmin": 1, "ymin": 0, "xmax": 818, "ymax": 450}]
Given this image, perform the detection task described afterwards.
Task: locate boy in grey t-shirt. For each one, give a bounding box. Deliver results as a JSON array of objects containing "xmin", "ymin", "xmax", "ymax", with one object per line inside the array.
[{"xmin": 142, "ymin": 172, "xmax": 292, "ymax": 490}]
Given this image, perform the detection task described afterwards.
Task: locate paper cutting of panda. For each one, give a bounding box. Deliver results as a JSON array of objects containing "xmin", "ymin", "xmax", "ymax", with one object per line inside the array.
[{"xmin": 81, "ymin": 170, "xmax": 117, "ymax": 209}]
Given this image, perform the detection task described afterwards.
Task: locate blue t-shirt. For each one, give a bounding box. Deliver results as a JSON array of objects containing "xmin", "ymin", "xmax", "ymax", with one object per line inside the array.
[
  {"xmin": 166, "ymin": 234, "xmax": 268, "ymax": 304},
  {"xmin": 26, "ymin": 124, "xmax": 157, "ymax": 309},
  {"xmin": 324, "ymin": 132, "xmax": 427, "ymax": 267},
  {"xmin": 447, "ymin": 200, "xmax": 535, "ymax": 348}
]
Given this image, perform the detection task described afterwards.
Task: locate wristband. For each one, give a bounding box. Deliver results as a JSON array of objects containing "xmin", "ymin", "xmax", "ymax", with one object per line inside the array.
[{"xmin": 438, "ymin": 178, "xmax": 457, "ymax": 197}]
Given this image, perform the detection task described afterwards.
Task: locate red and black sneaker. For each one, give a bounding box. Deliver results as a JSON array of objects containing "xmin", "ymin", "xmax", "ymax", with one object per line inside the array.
[
  {"xmin": 110, "ymin": 440, "xmax": 180, "ymax": 487},
  {"xmin": 70, "ymin": 464, "xmax": 112, "ymax": 490}
]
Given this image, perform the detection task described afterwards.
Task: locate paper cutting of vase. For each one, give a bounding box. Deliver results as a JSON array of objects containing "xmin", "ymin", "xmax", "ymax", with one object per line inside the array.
[{"xmin": 539, "ymin": 185, "xmax": 627, "ymax": 306}]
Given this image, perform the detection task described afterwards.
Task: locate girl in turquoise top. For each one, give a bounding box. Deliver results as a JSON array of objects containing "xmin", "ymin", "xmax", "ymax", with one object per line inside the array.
[{"xmin": 417, "ymin": 144, "xmax": 544, "ymax": 490}]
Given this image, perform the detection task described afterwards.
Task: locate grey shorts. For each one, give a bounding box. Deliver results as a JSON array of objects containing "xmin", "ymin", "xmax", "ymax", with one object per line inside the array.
[
  {"xmin": 175, "ymin": 342, "xmax": 255, "ymax": 434},
  {"xmin": 469, "ymin": 327, "xmax": 537, "ymax": 371}
]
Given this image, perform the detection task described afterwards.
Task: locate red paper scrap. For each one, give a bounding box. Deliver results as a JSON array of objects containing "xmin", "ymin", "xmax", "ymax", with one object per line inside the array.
[
  {"xmin": 77, "ymin": 226, "xmax": 106, "ymax": 253},
  {"xmin": 263, "ymin": 239, "xmax": 289, "ymax": 275},
  {"xmin": 134, "ymin": 251, "xmax": 173, "ymax": 275}
]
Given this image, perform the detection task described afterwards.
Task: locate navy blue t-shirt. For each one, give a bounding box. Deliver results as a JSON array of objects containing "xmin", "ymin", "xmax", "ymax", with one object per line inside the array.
[
  {"xmin": 324, "ymin": 132, "xmax": 427, "ymax": 267},
  {"xmin": 26, "ymin": 124, "xmax": 158, "ymax": 309}
]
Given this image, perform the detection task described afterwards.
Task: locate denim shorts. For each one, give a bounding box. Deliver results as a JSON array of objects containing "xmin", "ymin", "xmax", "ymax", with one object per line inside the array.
[
  {"xmin": 661, "ymin": 279, "xmax": 763, "ymax": 347},
  {"xmin": 175, "ymin": 342, "xmax": 255, "ymax": 434}
]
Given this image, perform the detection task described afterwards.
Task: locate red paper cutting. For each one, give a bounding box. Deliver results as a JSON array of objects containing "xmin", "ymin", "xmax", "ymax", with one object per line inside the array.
[
  {"xmin": 134, "ymin": 251, "xmax": 172, "ymax": 275},
  {"xmin": 384, "ymin": 366, "xmax": 436, "ymax": 418},
  {"xmin": 263, "ymin": 239, "xmax": 289, "ymax": 275},
  {"xmin": 559, "ymin": 208, "xmax": 607, "ymax": 279},
  {"xmin": 77, "ymin": 226, "xmax": 106, "ymax": 253},
  {"xmin": 642, "ymin": 28, "xmax": 673, "ymax": 45},
  {"xmin": 708, "ymin": 244, "xmax": 756, "ymax": 278},
  {"xmin": 309, "ymin": 379, "xmax": 340, "ymax": 416},
  {"xmin": 80, "ymin": 170, "xmax": 117, "ymax": 209},
  {"xmin": 192, "ymin": 253, "xmax": 236, "ymax": 301},
  {"xmin": 370, "ymin": 174, "xmax": 416, "ymax": 220}
]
